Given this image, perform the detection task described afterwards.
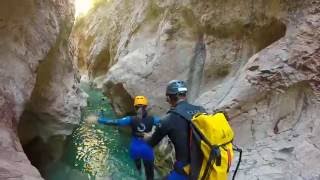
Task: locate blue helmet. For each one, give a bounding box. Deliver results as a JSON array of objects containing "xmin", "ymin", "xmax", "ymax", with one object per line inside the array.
[{"xmin": 166, "ymin": 80, "xmax": 188, "ymax": 95}]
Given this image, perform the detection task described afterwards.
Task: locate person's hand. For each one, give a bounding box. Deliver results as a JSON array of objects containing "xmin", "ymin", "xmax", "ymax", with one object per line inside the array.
[
  {"xmin": 85, "ymin": 114, "xmax": 98, "ymax": 124},
  {"xmin": 143, "ymin": 132, "xmax": 153, "ymax": 140},
  {"xmin": 143, "ymin": 126, "xmax": 155, "ymax": 140}
]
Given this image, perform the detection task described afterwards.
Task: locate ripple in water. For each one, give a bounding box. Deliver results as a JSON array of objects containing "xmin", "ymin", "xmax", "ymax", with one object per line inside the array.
[{"xmin": 47, "ymin": 83, "xmax": 141, "ymax": 180}]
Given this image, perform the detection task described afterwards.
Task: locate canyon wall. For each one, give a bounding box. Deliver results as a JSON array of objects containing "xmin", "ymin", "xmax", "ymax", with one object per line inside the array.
[
  {"xmin": 73, "ymin": 0, "xmax": 320, "ymax": 179},
  {"xmin": 0, "ymin": 0, "xmax": 85, "ymax": 179}
]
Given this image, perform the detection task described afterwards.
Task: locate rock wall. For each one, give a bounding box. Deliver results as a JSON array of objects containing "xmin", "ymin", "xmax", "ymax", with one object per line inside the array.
[
  {"xmin": 0, "ymin": 0, "xmax": 85, "ymax": 179},
  {"xmin": 73, "ymin": 0, "xmax": 320, "ymax": 179},
  {"xmin": 72, "ymin": 0, "xmax": 289, "ymax": 114}
]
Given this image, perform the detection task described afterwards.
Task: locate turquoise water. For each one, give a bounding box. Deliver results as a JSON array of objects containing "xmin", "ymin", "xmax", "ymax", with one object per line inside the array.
[{"xmin": 47, "ymin": 83, "xmax": 142, "ymax": 180}]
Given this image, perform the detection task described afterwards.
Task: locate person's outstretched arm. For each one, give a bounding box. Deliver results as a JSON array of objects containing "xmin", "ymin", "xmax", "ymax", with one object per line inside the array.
[{"xmin": 97, "ymin": 112, "xmax": 132, "ymax": 126}]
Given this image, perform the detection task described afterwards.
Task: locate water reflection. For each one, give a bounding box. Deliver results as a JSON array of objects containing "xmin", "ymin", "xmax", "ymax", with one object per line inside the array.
[{"xmin": 47, "ymin": 83, "xmax": 141, "ymax": 180}]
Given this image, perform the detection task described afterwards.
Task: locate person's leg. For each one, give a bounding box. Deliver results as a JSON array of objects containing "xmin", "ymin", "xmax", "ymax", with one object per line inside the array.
[
  {"xmin": 134, "ymin": 159, "xmax": 142, "ymax": 174},
  {"xmin": 129, "ymin": 138, "xmax": 142, "ymax": 173},
  {"xmin": 143, "ymin": 159, "xmax": 154, "ymax": 180},
  {"xmin": 140, "ymin": 141, "xmax": 155, "ymax": 180}
]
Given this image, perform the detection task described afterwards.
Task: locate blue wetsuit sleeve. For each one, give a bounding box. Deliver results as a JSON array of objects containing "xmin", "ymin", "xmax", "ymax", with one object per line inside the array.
[
  {"xmin": 117, "ymin": 116, "xmax": 132, "ymax": 126},
  {"xmin": 98, "ymin": 116, "xmax": 132, "ymax": 126},
  {"xmin": 98, "ymin": 116, "xmax": 115, "ymax": 125}
]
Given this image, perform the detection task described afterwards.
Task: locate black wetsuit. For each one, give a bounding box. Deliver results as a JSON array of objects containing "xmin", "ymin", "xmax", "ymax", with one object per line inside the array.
[{"xmin": 147, "ymin": 100, "xmax": 205, "ymax": 178}]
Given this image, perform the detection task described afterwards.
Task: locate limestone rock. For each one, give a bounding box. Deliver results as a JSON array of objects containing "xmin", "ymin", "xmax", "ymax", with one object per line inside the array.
[
  {"xmin": 0, "ymin": 0, "xmax": 84, "ymax": 179},
  {"xmin": 73, "ymin": 0, "xmax": 320, "ymax": 179}
]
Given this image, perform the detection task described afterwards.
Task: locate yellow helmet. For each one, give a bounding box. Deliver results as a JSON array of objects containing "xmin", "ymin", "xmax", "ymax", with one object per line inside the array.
[{"xmin": 134, "ymin": 96, "xmax": 148, "ymax": 107}]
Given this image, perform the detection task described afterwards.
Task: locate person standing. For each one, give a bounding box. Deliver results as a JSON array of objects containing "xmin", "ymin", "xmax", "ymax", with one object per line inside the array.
[
  {"xmin": 86, "ymin": 96, "xmax": 159, "ymax": 180},
  {"xmin": 146, "ymin": 80, "xmax": 205, "ymax": 180}
]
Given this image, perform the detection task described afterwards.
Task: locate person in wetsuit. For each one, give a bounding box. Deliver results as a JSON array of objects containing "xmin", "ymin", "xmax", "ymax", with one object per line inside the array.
[
  {"xmin": 146, "ymin": 80, "xmax": 205, "ymax": 180},
  {"xmin": 87, "ymin": 96, "xmax": 159, "ymax": 180}
]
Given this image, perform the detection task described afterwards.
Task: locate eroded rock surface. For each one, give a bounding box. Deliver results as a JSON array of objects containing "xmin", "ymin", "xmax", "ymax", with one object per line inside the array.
[
  {"xmin": 73, "ymin": 0, "xmax": 320, "ymax": 179},
  {"xmin": 0, "ymin": 0, "xmax": 85, "ymax": 179}
]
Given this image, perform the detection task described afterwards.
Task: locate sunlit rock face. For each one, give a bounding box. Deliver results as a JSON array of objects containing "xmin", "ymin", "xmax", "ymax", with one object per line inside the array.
[
  {"xmin": 72, "ymin": 0, "xmax": 290, "ymax": 114},
  {"xmin": 74, "ymin": 0, "xmax": 320, "ymax": 179},
  {"xmin": 0, "ymin": 0, "xmax": 84, "ymax": 179}
]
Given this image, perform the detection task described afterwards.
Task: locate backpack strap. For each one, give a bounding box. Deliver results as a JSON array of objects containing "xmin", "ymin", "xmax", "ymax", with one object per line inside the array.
[
  {"xmin": 168, "ymin": 101, "xmax": 205, "ymax": 121},
  {"xmin": 232, "ymin": 144, "xmax": 243, "ymax": 180},
  {"xmin": 201, "ymin": 147, "xmax": 220, "ymax": 180},
  {"xmin": 227, "ymin": 148, "xmax": 232, "ymax": 173}
]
